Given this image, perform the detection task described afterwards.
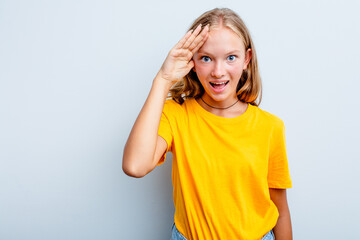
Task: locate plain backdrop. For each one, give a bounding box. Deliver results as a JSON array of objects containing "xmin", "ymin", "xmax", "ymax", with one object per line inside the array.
[{"xmin": 1, "ymin": 0, "xmax": 359, "ymax": 239}]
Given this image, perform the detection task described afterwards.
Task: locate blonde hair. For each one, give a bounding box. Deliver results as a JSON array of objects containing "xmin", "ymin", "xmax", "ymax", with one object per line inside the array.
[{"xmin": 169, "ymin": 8, "xmax": 262, "ymax": 106}]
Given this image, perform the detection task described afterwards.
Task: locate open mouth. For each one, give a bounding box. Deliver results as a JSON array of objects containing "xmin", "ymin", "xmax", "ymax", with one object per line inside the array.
[{"xmin": 209, "ymin": 81, "xmax": 229, "ymax": 89}]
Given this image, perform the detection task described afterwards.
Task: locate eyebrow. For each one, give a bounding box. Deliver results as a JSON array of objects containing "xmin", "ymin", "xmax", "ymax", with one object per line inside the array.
[{"xmin": 197, "ymin": 50, "xmax": 241, "ymax": 56}]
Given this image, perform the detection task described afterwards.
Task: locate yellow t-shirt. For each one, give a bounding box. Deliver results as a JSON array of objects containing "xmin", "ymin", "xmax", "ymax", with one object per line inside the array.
[{"xmin": 157, "ymin": 98, "xmax": 292, "ymax": 240}]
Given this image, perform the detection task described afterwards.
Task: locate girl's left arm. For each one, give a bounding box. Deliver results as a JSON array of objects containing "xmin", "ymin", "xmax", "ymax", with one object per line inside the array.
[{"xmin": 269, "ymin": 188, "xmax": 293, "ymax": 240}]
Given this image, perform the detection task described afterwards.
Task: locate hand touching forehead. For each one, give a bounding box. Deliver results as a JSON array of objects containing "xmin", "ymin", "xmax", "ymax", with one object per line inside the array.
[{"xmin": 195, "ymin": 27, "xmax": 246, "ymax": 59}]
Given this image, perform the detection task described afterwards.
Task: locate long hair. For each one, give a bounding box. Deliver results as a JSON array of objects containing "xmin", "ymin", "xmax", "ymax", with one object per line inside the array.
[{"xmin": 169, "ymin": 8, "xmax": 262, "ymax": 106}]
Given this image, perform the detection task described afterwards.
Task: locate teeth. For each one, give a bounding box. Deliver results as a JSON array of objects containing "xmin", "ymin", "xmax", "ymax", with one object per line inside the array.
[{"xmin": 211, "ymin": 81, "xmax": 227, "ymax": 85}]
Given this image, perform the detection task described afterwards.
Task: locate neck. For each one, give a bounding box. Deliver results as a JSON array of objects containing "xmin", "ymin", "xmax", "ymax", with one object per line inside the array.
[{"xmin": 199, "ymin": 96, "xmax": 239, "ymax": 110}]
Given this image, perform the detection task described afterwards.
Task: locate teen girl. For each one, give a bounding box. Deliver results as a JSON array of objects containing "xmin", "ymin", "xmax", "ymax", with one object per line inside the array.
[{"xmin": 123, "ymin": 8, "xmax": 293, "ymax": 240}]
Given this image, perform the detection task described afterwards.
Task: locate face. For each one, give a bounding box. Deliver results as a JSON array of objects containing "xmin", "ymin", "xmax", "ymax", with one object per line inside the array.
[{"xmin": 193, "ymin": 26, "xmax": 251, "ymax": 105}]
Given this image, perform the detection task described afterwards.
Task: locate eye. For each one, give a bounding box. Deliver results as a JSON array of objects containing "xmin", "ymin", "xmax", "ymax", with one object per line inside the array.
[
  {"xmin": 200, "ymin": 56, "xmax": 211, "ymax": 62},
  {"xmin": 227, "ymin": 55, "xmax": 237, "ymax": 61}
]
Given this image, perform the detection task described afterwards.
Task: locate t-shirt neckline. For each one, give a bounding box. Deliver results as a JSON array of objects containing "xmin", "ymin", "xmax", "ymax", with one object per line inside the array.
[{"xmin": 190, "ymin": 98, "xmax": 253, "ymax": 123}]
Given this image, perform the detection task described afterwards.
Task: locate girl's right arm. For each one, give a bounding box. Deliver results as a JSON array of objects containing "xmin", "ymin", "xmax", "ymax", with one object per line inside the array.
[{"xmin": 122, "ymin": 24, "xmax": 209, "ymax": 178}]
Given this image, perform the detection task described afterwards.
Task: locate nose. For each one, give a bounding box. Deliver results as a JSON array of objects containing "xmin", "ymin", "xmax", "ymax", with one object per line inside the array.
[{"xmin": 211, "ymin": 61, "xmax": 226, "ymax": 78}]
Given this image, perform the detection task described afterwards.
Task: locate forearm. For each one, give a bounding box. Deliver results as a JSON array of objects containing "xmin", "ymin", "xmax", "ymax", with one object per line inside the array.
[
  {"xmin": 273, "ymin": 209, "xmax": 292, "ymax": 240},
  {"xmin": 269, "ymin": 188, "xmax": 292, "ymax": 240},
  {"xmin": 122, "ymin": 73, "xmax": 172, "ymax": 177}
]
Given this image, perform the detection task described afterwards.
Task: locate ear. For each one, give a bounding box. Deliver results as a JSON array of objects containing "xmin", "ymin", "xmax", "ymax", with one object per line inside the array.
[{"xmin": 243, "ymin": 48, "xmax": 252, "ymax": 70}]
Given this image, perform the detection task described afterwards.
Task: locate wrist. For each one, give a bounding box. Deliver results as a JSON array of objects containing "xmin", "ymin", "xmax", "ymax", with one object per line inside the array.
[
  {"xmin": 154, "ymin": 71, "xmax": 175, "ymax": 89},
  {"xmin": 152, "ymin": 72, "xmax": 174, "ymax": 97}
]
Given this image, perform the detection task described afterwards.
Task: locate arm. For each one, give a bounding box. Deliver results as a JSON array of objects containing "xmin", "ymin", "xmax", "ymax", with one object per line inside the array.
[
  {"xmin": 122, "ymin": 74, "xmax": 172, "ymax": 178},
  {"xmin": 269, "ymin": 188, "xmax": 293, "ymax": 240},
  {"xmin": 122, "ymin": 24, "xmax": 209, "ymax": 178}
]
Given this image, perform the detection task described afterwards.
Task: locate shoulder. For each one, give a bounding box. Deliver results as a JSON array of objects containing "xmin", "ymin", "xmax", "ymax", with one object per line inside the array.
[
  {"xmin": 164, "ymin": 98, "xmax": 181, "ymax": 108},
  {"xmin": 252, "ymin": 105, "xmax": 285, "ymax": 129},
  {"xmin": 163, "ymin": 98, "xmax": 187, "ymax": 116},
  {"xmin": 164, "ymin": 98, "xmax": 184, "ymax": 110}
]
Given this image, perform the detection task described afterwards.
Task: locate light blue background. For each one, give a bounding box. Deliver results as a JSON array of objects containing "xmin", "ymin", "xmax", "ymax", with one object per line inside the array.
[{"xmin": 1, "ymin": 0, "xmax": 359, "ymax": 239}]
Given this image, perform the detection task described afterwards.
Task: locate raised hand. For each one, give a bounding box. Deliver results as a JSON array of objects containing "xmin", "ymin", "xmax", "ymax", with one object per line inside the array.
[{"xmin": 159, "ymin": 24, "xmax": 209, "ymax": 84}]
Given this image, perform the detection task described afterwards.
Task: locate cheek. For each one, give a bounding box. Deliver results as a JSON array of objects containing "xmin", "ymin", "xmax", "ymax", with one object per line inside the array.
[
  {"xmin": 193, "ymin": 64, "xmax": 209, "ymax": 77},
  {"xmin": 229, "ymin": 68, "xmax": 243, "ymax": 76},
  {"xmin": 228, "ymin": 63, "xmax": 244, "ymax": 77}
]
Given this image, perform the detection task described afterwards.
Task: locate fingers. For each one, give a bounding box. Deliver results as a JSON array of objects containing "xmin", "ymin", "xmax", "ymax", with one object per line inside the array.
[
  {"xmin": 174, "ymin": 24, "xmax": 209, "ymax": 54},
  {"xmin": 191, "ymin": 32, "xmax": 209, "ymax": 54},
  {"xmin": 189, "ymin": 25, "xmax": 209, "ymax": 54},
  {"xmin": 182, "ymin": 24, "xmax": 201, "ymax": 48},
  {"xmin": 182, "ymin": 24, "xmax": 203, "ymax": 49},
  {"xmin": 174, "ymin": 29, "xmax": 193, "ymax": 49}
]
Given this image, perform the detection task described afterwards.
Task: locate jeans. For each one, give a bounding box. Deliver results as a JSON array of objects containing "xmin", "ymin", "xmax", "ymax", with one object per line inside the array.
[{"xmin": 171, "ymin": 223, "xmax": 275, "ymax": 240}]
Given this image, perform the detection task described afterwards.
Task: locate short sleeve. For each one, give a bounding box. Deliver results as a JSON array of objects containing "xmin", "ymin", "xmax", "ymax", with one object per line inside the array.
[
  {"xmin": 268, "ymin": 119, "xmax": 292, "ymax": 189},
  {"xmin": 156, "ymin": 101, "xmax": 174, "ymax": 166}
]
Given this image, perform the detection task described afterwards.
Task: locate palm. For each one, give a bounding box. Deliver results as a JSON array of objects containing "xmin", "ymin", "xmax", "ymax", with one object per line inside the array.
[
  {"xmin": 162, "ymin": 49, "xmax": 193, "ymax": 81},
  {"xmin": 160, "ymin": 24, "xmax": 209, "ymax": 83}
]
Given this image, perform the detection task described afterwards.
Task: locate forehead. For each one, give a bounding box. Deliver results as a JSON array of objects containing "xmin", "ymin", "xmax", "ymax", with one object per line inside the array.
[{"xmin": 198, "ymin": 27, "xmax": 245, "ymax": 54}]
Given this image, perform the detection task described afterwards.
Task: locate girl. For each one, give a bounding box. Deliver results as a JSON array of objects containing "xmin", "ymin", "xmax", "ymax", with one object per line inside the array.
[{"xmin": 123, "ymin": 8, "xmax": 292, "ymax": 240}]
